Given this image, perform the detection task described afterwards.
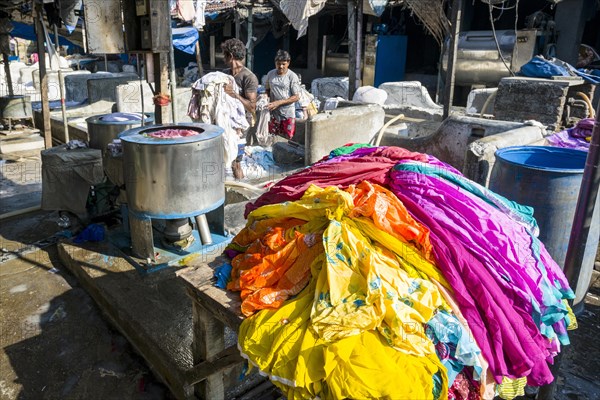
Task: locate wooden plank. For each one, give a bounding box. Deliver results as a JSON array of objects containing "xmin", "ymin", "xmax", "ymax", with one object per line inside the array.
[
  {"xmin": 184, "ymin": 346, "xmax": 242, "ymax": 386},
  {"xmin": 178, "ymin": 257, "xmax": 245, "ymax": 331},
  {"xmin": 192, "ymin": 301, "xmax": 225, "ymax": 399}
]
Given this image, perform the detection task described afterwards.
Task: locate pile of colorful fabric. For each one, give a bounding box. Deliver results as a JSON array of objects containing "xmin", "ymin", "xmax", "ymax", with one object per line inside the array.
[
  {"xmin": 221, "ymin": 145, "xmax": 577, "ymax": 399},
  {"xmin": 546, "ymin": 118, "xmax": 594, "ymax": 151}
]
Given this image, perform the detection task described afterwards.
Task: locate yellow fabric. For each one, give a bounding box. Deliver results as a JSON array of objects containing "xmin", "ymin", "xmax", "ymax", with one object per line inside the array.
[
  {"xmin": 236, "ymin": 184, "xmax": 456, "ymax": 399},
  {"xmin": 239, "ymin": 283, "xmax": 449, "ymax": 400},
  {"xmin": 496, "ymin": 377, "xmax": 527, "ymax": 400}
]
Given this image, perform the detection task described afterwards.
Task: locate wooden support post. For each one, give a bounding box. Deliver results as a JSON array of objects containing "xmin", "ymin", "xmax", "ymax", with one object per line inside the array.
[
  {"xmin": 191, "ymin": 301, "xmax": 225, "ymax": 400},
  {"xmin": 443, "ymin": 0, "xmax": 463, "ymax": 120},
  {"xmin": 307, "ymin": 17, "xmax": 319, "ymax": 75},
  {"xmin": 3, "ymin": 53, "xmax": 13, "ymax": 96},
  {"xmin": 247, "ymin": 6, "xmax": 254, "ymax": 71},
  {"xmin": 34, "ymin": 3, "xmax": 52, "ymax": 149},
  {"xmin": 235, "ymin": 9, "xmax": 241, "ymax": 39},
  {"xmin": 54, "ymin": 24, "xmax": 69, "ymax": 142},
  {"xmin": 347, "ymin": 0, "xmax": 357, "ymax": 99},
  {"xmin": 355, "ymin": 0, "xmax": 363, "ymax": 91},
  {"xmin": 153, "ymin": 52, "xmax": 170, "ymax": 124},
  {"xmin": 196, "ymin": 39, "xmax": 204, "ymax": 77}
]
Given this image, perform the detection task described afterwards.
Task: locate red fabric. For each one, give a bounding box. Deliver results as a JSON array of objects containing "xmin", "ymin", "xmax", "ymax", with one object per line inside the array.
[
  {"xmin": 268, "ymin": 116, "xmax": 296, "ymax": 139},
  {"xmin": 244, "ymin": 146, "xmax": 428, "ymax": 217}
]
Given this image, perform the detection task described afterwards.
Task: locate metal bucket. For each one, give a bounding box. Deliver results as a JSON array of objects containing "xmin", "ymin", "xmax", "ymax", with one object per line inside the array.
[
  {"xmin": 86, "ymin": 113, "xmax": 154, "ymax": 155},
  {"xmin": 489, "ymin": 146, "xmax": 600, "ymax": 307},
  {"xmin": 119, "ymin": 123, "xmax": 225, "ymax": 218},
  {"xmin": 0, "ymin": 95, "xmax": 33, "ymax": 119}
]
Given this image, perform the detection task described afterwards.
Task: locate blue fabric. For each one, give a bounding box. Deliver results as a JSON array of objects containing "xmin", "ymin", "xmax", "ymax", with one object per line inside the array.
[
  {"xmin": 426, "ymin": 311, "xmax": 483, "ymax": 385},
  {"xmin": 520, "ymin": 55, "xmax": 600, "ymax": 84},
  {"xmin": 520, "ymin": 56, "xmax": 570, "ymax": 78},
  {"xmin": 214, "ymin": 263, "xmax": 233, "ymax": 289},
  {"xmin": 11, "ymin": 21, "xmax": 81, "ymax": 49},
  {"xmin": 73, "ymin": 224, "xmax": 105, "ymax": 244},
  {"xmin": 172, "ymin": 27, "xmax": 199, "ymax": 55}
]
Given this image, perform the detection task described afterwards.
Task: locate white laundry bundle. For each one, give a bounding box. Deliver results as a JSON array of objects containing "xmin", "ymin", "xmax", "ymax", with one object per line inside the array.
[
  {"xmin": 254, "ymin": 94, "xmax": 274, "ymax": 148},
  {"xmin": 187, "ymin": 71, "xmax": 249, "ymax": 166}
]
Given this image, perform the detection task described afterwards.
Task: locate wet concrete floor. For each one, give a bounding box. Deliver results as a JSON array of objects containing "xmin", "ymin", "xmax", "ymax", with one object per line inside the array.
[{"xmin": 0, "ymin": 210, "xmax": 173, "ymax": 400}]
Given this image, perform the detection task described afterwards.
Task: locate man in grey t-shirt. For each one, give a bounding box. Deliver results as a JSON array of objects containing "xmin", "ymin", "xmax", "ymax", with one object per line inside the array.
[{"xmin": 265, "ymin": 50, "xmax": 301, "ymax": 139}]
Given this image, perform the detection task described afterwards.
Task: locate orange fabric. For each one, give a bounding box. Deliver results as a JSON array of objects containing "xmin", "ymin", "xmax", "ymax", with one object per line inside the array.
[
  {"xmin": 347, "ymin": 181, "xmax": 434, "ymax": 261},
  {"xmin": 227, "ymin": 217, "xmax": 323, "ymax": 316}
]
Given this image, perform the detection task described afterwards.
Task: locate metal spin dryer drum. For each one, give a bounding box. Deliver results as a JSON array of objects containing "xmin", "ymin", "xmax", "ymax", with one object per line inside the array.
[
  {"xmin": 119, "ymin": 123, "xmax": 225, "ymax": 262},
  {"xmin": 86, "ymin": 113, "xmax": 154, "ymax": 155}
]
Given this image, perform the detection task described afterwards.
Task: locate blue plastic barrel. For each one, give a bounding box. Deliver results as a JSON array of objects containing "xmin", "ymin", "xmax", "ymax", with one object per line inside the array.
[{"xmin": 490, "ymin": 146, "xmax": 599, "ymax": 307}]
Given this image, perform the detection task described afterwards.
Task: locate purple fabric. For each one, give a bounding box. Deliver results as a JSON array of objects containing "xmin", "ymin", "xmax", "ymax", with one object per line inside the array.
[
  {"xmin": 546, "ymin": 130, "xmax": 590, "ymax": 151},
  {"xmin": 547, "ymin": 118, "xmax": 594, "ymax": 151},
  {"xmin": 569, "ymin": 118, "xmax": 594, "ymax": 139},
  {"xmin": 244, "ymin": 146, "xmax": 428, "ymax": 217},
  {"xmin": 389, "ymin": 169, "xmax": 561, "ymax": 385}
]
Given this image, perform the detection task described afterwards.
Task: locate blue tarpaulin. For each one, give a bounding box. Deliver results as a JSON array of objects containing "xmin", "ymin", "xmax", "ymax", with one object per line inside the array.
[
  {"xmin": 11, "ymin": 21, "xmax": 81, "ymax": 49},
  {"xmin": 172, "ymin": 27, "xmax": 199, "ymax": 55},
  {"xmin": 11, "ymin": 21, "xmax": 198, "ymax": 55}
]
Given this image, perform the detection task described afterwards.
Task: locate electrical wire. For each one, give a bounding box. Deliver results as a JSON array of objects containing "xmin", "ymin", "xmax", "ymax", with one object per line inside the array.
[{"xmin": 488, "ymin": 3, "xmax": 514, "ymax": 76}]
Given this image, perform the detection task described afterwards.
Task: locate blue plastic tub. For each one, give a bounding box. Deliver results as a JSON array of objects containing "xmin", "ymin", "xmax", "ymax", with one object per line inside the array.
[{"xmin": 490, "ymin": 146, "xmax": 599, "ymax": 306}]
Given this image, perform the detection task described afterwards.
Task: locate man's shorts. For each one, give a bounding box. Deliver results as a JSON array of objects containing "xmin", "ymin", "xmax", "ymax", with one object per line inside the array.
[{"xmin": 268, "ymin": 116, "xmax": 296, "ymax": 139}]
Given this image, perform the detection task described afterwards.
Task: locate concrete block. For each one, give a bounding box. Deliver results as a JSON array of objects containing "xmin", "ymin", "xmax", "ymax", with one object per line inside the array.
[
  {"xmin": 466, "ymin": 88, "xmax": 497, "ymax": 116},
  {"xmin": 87, "ymin": 74, "xmax": 139, "ymax": 104},
  {"xmin": 311, "ymin": 77, "xmax": 349, "ymax": 100},
  {"xmin": 494, "ymin": 77, "xmax": 569, "ymax": 129},
  {"xmin": 379, "ymin": 81, "xmax": 441, "ymax": 110},
  {"xmin": 305, "ymin": 103, "xmax": 385, "ymax": 165},
  {"xmin": 65, "ymin": 72, "xmax": 137, "ymax": 103},
  {"xmin": 32, "ymin": 68, "xmax": 74, "ymax": 91},
  {"xmin": 0, "ymin": 133, "xmax": 45, "ymax": 154},
  {"xmin": 464, "ymin": 124, "xmax": 546, "ymax": 186},
  {"xmin": 18, "ymin": 66, "xmax": 37, "ymax": 85},
  {"xmin": 115, "ymin": 83, "xmax": 193, "ymax": 123},
  {"xmin": 32, "ymin": 70, "xmax": 89, "ymax": 101}
]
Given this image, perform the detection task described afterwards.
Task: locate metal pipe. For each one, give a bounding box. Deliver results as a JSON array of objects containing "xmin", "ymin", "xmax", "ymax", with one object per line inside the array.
[
  {"xmin": 138, "ymin": 53, "xmax": 145, "ymax": 127},
  {"xmin": 195, "ymin": 214, "xmax": 213, "ymax": 245},
  {"xmin": 537, "ymin": 103, "xmax": 600, "ymax": 400},
  {"xmin": 563, "ymin": 103, "xmax": 600, "ymax": 299},
  {"xmin": 54, "ymin": 24, "xmax": 69, "ymax": 142},
  {"xmin": 443, "ymin": 0, "xmax": 463, "ymax": 120},
  {"xmin": 168, "ymin": 20, "xmax": 178, "ymax": 123}
]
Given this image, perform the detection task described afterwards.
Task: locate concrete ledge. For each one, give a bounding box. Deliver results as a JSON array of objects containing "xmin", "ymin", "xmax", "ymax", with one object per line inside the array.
[
  {"xmin": 464, "ymin": 124, "xmax": 546, "ymax": 186},
  {"xmin": 385, "ymin": 115, "xmax": 527, "ymax": 170},
  {"xmin": 305, "ymin": 103, "xmax": 385, "ymax": 165},
  {"xmin": 380, "ymin": 81, "xmax": 442, "ymax": 110}
]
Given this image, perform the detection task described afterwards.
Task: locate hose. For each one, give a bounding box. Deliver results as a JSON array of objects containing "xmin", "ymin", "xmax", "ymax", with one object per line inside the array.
[
  {"xmin": 375, "ymin": 113, "xmax": 405, "ymax": 147},
  {"xmin": 575, "ymin": 92, "xmax": 595, "ymax": 119},
  {"xmin": 0, "ymin": 206, "xmax": 41, "ymax": 220},
  {"xmin": 224, "ymin": 180, "xmax": 267, "ymax": 194},
  {"xmin": 480, "ymin": 90, "xmax": 497, "ymax": 118}
]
